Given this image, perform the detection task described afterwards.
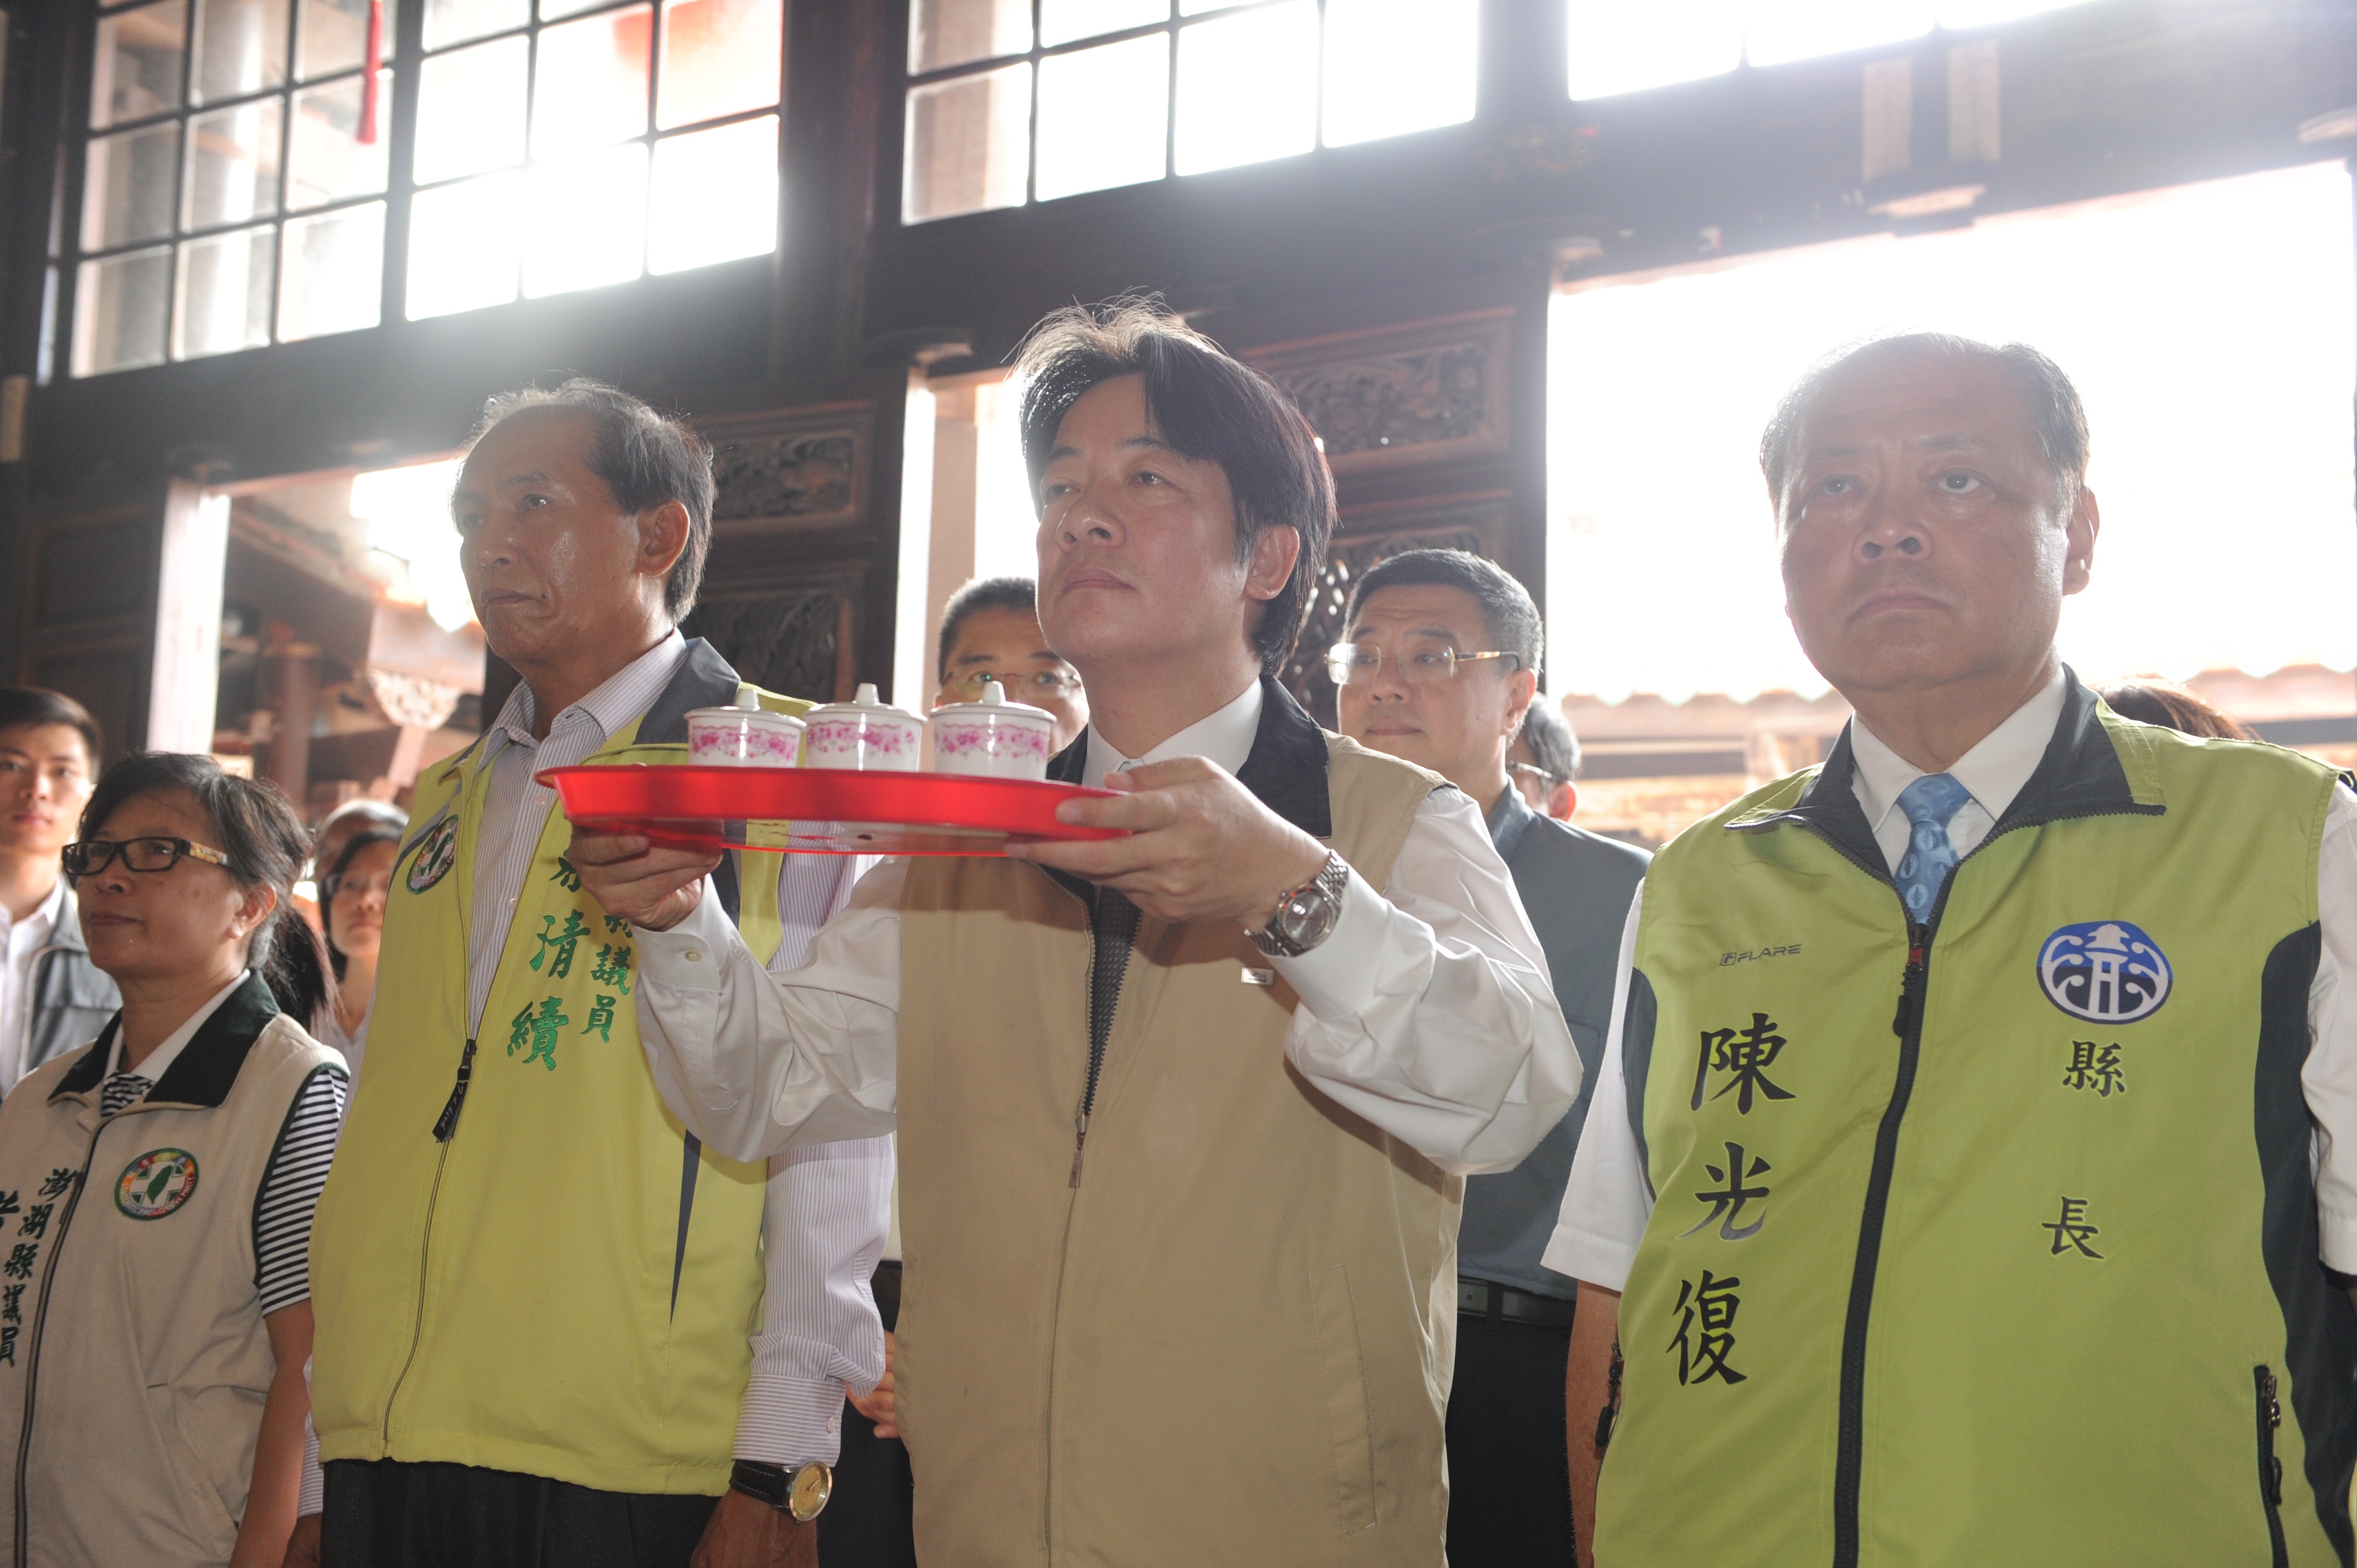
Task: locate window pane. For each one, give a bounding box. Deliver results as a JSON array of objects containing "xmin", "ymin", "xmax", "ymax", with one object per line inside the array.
[
  {"xmin": 298, "ymin": 0, "xmax": 398, "ymax": 79},
  {"xmin": 406, "ymin": 171, "xmax": 522, "ymax": 317},
  {"xmin": 72, "ymin": 247, "xmax": 173, "ymax": 375},
  {"xmin": 92, "ymin": 1, "xmax": 188, "ymax": 129},
  {"xmin": 289, "ymin": 70, "xmax": 390, "ymax": 208},
  {"xmin": 192, "ymin": 0, "xmax": 289, "ymax": 104},
  {"xmin": 522, "ymin": 142, "xmax": 647, "ymax": 296},
  {"xmin": 83, "ymin": 124, "xmax": 181, "ymax": 250},
  {"xmin": 1567, "ymin": 0, "xmax": 1741, "ymax": 99},
  {"xmin": 909, "ymin": 0, "xmax": 1031, "ymax": 74},
  {"xmin": 902, "ymin": 60, "xmax": 1028, "ymax": 221},
  {"xmin": 423, "ymin": 0, "xmax": 524, "ymax": 50},
  {"xmin": 280, "ymin": 199, "xmax": 384, "ymax": 337},
  {"xmin": 1744, "ymin": 1, "xmax": 1933, "ymax": 68},
  {"xmin": 657, "ymin": 0, "xmax": 781, "ymax": 130},
  {"xmin": 532, "ymin": 6, "xmax": 652, "ymax": 157},
  {"xmin": 174, "ymin": 223, "xmax": 275, "ymax": 357},
  {"xmin": 649, "ymin": 115, "xmax": 774, "ymax": 272},
  {"xmin": 415, "ymin": 34, "xmax": 526, "ymax": 183},
  {"xmin": 1038, "ymin": 0, "xmax": 1165, "ymax": 48},
  {"xmin": 1035, "ymin": 34, "xmax": 1167, "ymax": 201},
  {"xmin": 1324, "ymin": 0, "xmax": 1478, "ymax": 147},
  {"xmin": 538, "ymin": 0, "xmax": 615, "ymax": 17},
  {"xmin": 185, "ymin": 98, "xmax": 284, "ymax": 230},
  {"xmin": 1174, "ymin": 3, "xmax": 1314, "ymax": 176}
]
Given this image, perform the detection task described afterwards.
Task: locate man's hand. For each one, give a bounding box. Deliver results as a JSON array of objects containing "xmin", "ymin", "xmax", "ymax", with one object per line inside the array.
[
  {"xmin": 847, "ymin": 1330, "xmax": 899, "ymax": 1439},
  {"xmin": 1005, "ymin": 758, "xmax": 1329, "ymax": 929},
  {"xmin": 569, "ymin": 825, "xmax": 721, "ymax": 932},
  {"xmin": 691, "ymin": 1488, "xmax": 817, "ymax": 1568},
  {"xmin": 279, "ymin": 1515, "xmax": 321, "ymax": 1568}
]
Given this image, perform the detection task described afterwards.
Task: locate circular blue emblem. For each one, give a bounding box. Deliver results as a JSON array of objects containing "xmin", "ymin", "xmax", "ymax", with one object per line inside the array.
[{"xmin": 2036, "ymin": 920, "xmax": 2172, "ymax": 1024}]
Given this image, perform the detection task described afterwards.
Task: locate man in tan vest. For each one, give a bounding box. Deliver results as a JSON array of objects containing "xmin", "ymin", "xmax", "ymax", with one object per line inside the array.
[{"xmin": 572, "ymin": 301, "xmax": 1579, "ymax": 1567}]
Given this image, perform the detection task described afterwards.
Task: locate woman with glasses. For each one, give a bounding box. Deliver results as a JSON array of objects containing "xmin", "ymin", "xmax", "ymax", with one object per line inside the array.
[
  {"xmin": 0, "ymin": 753, "xmax": 346, "ymax": 1568},
  {"xmin": 317, "ymin": 826, "xmax": 399, "ymax": 1075}
]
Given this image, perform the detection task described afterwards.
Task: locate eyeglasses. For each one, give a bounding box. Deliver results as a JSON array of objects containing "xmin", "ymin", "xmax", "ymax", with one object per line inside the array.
[
  {"xmin": 321, "ymin": 871, "xmax": 394, "ymax": 901},
  {"xmin": 1509, "ymin": 761, "xmax": 1566, "ymax": 787},
  {"xmin": 944, "ymin": 669, "xmax": 1082, "ymax": 700},
  {"xmin": 1325, "ymin": 642, "xmax": 1523, "ymax": 688},
  {"xmin": 63, "ymin": 837, "xmax": 236, "ymax": 878}
]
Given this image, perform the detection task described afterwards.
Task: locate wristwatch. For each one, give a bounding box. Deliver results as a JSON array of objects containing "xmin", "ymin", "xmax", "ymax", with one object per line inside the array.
[
  {"xmin": 1250, "ymin": 851, "xmax": 1350, "ymax": 958},
  {"xmin": 730, "ymin": 1458, "xmax": 833, "ymax": 1523}
]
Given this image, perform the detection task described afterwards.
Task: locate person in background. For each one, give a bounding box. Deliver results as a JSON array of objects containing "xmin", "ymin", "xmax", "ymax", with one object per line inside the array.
[
  {"xmin": 1552, "ymin": 333, "xmax": 2357, "ymax": 1566},
  {"xmin": 0, "ymin": 752, "xmax": 343, "ymax": 1568},
  {"xmin": 0, "ymin": 687, "xmax": 117, "ymax": 1091},
  {"xmin": 933, "ymin": 574, "xmax": 1089, "ymax": 750},
  {"xmin": 1331, "ymin": 548, "xmax": 1648, "ymax": 1568},
  {"xmin": 294, "ymin": 800, "xmax": 408, "ymax": 940},
  {"xmin": 1511, "ymin": 701, "xmax": 1583, "ymax": 822},
  {"xmin": 2097, "ymin": 678, "xmax": 2259, "ymax": 741},
  {"xmin": 316, "ymin": 825, "xmax": 400, "ymax": 1075}
]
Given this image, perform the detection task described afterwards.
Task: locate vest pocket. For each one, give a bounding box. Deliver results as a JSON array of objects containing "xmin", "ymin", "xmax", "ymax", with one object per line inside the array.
[
  {"xmin": 1309, "ymin": 1262, "xmax": 1379, "ymax": 1536},
  {"xmin": 2256, "ymin": 1365, "xmax": 2289, "ymax": 1568}
]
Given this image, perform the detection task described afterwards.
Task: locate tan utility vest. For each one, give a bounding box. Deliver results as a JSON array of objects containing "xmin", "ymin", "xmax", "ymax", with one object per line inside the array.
[
  {"xmin": 895, "ymin": 706, "xmax": 1456, "ymax": 1568},
  {"xmin": 0, "ymin": 975, "xmax": 342, "ymax": 1568}
]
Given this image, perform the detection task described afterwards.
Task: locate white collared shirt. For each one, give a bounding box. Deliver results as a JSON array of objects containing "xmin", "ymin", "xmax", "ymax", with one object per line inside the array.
[
  {"xmin": 1847, "ymin": 670, "xmax": 2068, "ymax": 871},
  {"xmin": 108, "ymin": 970, "xmax": 248, "ymax": 1083},
  {"xmin": 0, "ymin": 879, "xmax": 66, "ymax": 1089},
  {"xmin": 1081, "ymin": 676, "xmax": 1265, "ymax": 782}
]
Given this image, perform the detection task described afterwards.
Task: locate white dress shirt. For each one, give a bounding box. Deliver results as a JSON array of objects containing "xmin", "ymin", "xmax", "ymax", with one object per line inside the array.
[
  {"xmin": 470, "ymin": 636, "xmax": 890, "ymax": 1469},
  {"xmin": 1546, "ymin": 674, "xmax": 2357, "ymax": 1290},
  {"xmin": 631, "ymin": 678, "xmax": 1579, "ymax": 1177},
  {"xmin": 0, "ymin": 879, "xmax": 66, "ymax": 1089},
  {"xmin": 105, "ymin": 970, "xmax": 245, "ymax": 1082}
]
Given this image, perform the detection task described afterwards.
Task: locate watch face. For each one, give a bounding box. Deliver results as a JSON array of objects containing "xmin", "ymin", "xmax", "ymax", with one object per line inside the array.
[{"xmin": 788, "ymin": 1461, "xmax": 833, "ymax": 1523}]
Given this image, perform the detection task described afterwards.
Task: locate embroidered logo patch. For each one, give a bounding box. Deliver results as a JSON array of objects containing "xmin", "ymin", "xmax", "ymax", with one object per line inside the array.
[
  {"xmin": 406, "ymin": 816, "xmax": 459, "ymax": 894},
  {"xmin": 115, "ymin": 1149, "xmax": 199, "ymax": 1219},
  {"xmin": 2037, "ymin": 920, "xmax": 2171, "ymax": 1025}
]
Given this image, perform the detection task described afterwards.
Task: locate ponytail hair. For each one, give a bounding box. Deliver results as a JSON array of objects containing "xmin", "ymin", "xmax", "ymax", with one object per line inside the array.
[{"xmin": 78, "ymin": 754, "xmax": 338, "ymax": 1033}]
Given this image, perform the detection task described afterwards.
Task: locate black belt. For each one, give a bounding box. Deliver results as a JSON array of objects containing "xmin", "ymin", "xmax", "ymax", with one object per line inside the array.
[
  {"xmin": 1457, "ymin": 1277, "xmax": 1576, "ymax": 1328},
  {"xmin": 872, "ymin": 1259, "xmax": 901, "ymax": 1309}
]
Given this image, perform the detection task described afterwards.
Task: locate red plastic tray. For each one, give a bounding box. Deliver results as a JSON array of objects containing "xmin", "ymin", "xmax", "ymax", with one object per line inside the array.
[{"xmin": 539, "ymin": 764, "xmax": 1130, "ymax": 856}]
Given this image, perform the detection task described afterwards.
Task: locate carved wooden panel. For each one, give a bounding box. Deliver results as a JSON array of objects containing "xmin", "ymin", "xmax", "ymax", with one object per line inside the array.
[
  {"xmin": 698, "ymin": 402, "xmax": 876, "ymax": 534},
  {"xmin": 682, "ymin": 568, "xmax": 867, "ymax": 704},
  {"xmin": 1242, "ymin": 311, "xmax": 1512, "ymax": 477}
]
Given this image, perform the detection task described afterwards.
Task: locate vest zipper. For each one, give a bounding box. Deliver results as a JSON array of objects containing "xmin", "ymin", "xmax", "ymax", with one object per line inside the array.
[
  {"xmin": 2257, "ymin": 1364, "xmax": 2290, "ymax": 1567},
  {"xmin": 430, "ymin": 1036, "xmax": 478, "ymax": 1142},
  {"xmin": 13, "ymin": 1116, "xmax": 106, "ymax": 1565},
  {"xmin": 379, "ymin": 1140, "xmax": 454, "ymax": 1446},
  {"xmin": 1069, "ymin": 900, "xmax": 1131, "ymax": 1190}
]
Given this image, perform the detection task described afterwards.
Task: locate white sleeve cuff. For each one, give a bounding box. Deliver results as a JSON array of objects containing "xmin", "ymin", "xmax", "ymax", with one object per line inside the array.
[
  {"xmin": 1268, "ymin": 866, "xmax": 1391, "ymax": 1019},
  {"xmin": 733, "ymin": 1373, "xmax": 850, "ymax": 1467},
  {"xmin": 634, "ymin": 879, "xmax": 736, "ymax": 992}
]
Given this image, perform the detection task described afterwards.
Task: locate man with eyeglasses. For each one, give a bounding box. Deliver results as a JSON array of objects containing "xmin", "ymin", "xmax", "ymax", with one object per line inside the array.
[
  {"xmin": 935, "ymin": 576, "xmax": 1089, "ymax": 751},
  {"xmin": 0, "ymin": 687, "xmax": 116, "ymax": 1093},
  {"xmin": 1330, "ymin": 549, "xmax": 1647, "ymax": 1568},
  {"xmin": 1510, "ymin": 703, "xmax": 1583, "ymax": 823}
]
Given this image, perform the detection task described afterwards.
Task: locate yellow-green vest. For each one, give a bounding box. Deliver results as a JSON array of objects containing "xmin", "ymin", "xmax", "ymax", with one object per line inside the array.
[
  {"xmin": 1599, "ymin": 677, "xmax": 2357, "ymax": 1567},
  {"xmin": 311, "ymin": 641, "xmax": 805, "ymax": 1494}
]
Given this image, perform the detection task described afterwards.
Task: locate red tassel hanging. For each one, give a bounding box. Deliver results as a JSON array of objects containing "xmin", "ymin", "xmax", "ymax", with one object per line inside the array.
[{"xmin": 358, "ymin": 0, "xmax": 383, "ymax": 145}]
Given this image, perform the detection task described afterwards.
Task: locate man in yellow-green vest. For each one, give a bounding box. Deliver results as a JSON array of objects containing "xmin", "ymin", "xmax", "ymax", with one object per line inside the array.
[
  {"xmin": 300, "ymin": 381, "xmax": 892, "ymax": 1568},
  {"xmin": 1551, "ymin": 334, "xmax": 2357, "ymax": 1567}
]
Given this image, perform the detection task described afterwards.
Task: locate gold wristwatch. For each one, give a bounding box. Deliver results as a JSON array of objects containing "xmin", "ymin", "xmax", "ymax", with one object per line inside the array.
[{"xmin": 730, "ymin": 1458, "xmax": 833, "ymax": 1523}]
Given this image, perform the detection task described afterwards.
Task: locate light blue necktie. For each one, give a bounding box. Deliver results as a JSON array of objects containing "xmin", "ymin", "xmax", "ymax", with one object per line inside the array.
[{"xmin": 1893, "ymin": 772, "xmax": 1973, "ymax": 922}]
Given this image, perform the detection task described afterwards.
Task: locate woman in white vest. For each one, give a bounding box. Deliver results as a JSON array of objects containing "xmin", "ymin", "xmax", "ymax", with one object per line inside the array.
[{"xmin": 0, "ymin": 753, "xmax": 346, "ymax": 1568}]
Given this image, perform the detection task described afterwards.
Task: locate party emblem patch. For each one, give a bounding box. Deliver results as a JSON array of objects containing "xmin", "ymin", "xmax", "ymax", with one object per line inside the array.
[
  {"xmin": 115, "ymin": 1149, "xmax": 199, "ymax": 1220},
  {"xmin": 406, "ymin": 816, "xmax": 460, "ymax": 894},
  {"xmin": 2037, "ymin": 920, "xmax": 2172, "ymax": 1025}
]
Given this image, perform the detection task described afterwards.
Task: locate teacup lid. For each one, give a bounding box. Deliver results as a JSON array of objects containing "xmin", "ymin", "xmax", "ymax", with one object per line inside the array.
[
  {"xmin": 809, "ymin": 682, "xmax": 926, "ymax": 725},
  {"xmin": 929, "ymin": 678, "xmax": 1053, "ymax": 726},
  {"xmin": 687, "ymin": 683, "xmax": 802, "ymax": 724}
]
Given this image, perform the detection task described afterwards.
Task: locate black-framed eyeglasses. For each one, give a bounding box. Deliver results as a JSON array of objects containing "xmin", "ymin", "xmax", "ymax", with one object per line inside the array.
[
  {"xmin": 944, "ymin": 669, "xmax": 1083, "ymax": 700},
  {"xmin": 62, "ymin": 837, "xmax": 236, "ymax": 878},
  {"xmin": 1326, "ymin": 642, "xmax": 1523, "ymax": 687}
]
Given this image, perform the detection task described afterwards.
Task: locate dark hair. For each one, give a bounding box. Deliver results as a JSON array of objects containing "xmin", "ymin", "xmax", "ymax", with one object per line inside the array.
[
  {"xmin": 936, "ymin": 576, "xmax": 1039, "ymax": 682},
  {"xmin": 320, "ymin": 826, "xmax": 403, "ymax": 981},
  {"xmin": 1759, "ymin": 333, "xmax": 2091, "ymax": 513},
  {"xmin": 1518, "ymin": 700, "xmax": 1583, "ymax": 783},
  {"xmin": 467, "ymin": 378, "xmax": 716, "ymax": 621},
  {"xmin": 1342, "ymin": 548, "xmax": 1544, "ymax": 678},
  {"xmin": 0, "ymin": 688, "xmax": 101, "ymax": 772},
  {"xmin": 1016, "ymin": 297, "xmax": 1332, "ymax": 677},
  {"xmin": 78, "ymin": 754, "xmax": 335, "ymax": 1033},
  {"xmin": 2097, "ymin": 680, "xmax": 2256, "ymax": 742}
]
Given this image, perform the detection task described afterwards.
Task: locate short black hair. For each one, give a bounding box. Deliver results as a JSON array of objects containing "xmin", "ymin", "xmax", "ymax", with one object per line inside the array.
[
  {"xmin": 1016, "ymin": 297, "xmax": 1332, "ymax": 677},
  {"xmin": 0, "ymin": 688, "xmax": 101, "ymax": 771},
  {"xmin": 468, "ymin": 378, "xmax": 716, "ymax": 621},
  {"xmin": 936, "ymin": 576, "xmax": 1039, "ymax": 683},
  {"xmin": 1342, "ymin": 548, "xmax": 1543, "ymax": 678},
  {"xmin": 1518, "ymin": 700, "xmax": 1583, "ymax": 783},
  {"xmin": 1760, "ymin": 332, "xmax": 2091, "ymax": 514}
]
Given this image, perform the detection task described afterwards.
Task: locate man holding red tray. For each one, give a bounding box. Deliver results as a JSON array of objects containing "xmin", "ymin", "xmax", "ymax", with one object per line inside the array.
[{"xmin": 575, "ymin": 301, "xmax": 1582, "ymax": 1568}]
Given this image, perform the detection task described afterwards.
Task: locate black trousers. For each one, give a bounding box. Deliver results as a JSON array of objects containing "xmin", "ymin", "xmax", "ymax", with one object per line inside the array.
[
  {"xmin": 321, "ymin": 1458, "xmax": 719, "ymax": 1568},
  {"xmin": 819, "ymin": 1291, "xmax": 918, "ymax": 1568},
  {"xmin": 1444, "ymin": 1312, "xmax": 1576, "ymax": 1568}
]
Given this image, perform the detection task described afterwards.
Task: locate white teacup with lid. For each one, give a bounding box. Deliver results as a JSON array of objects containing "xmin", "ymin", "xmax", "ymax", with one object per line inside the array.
[
  {"xmin": 686, "ymin": 685, "xmax": 806, "ymax": 767},
  {"xmin": 929, "ymin": 679, "xmax": 1057, "ymax": 781},
  {"xmin": 803, "ymin": 683, "xmax": 926, "ymax": 772}
]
